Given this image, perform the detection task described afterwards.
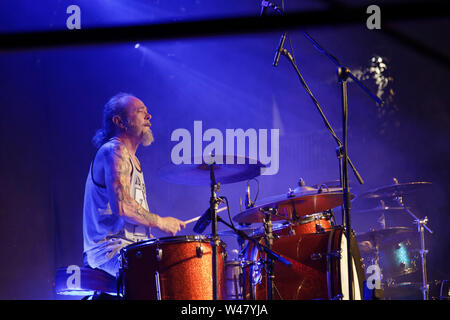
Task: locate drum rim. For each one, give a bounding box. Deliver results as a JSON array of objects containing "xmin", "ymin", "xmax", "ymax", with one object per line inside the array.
[{"xmin": 250, "ymin": 212, "xmax": 332, "ymax": 238}]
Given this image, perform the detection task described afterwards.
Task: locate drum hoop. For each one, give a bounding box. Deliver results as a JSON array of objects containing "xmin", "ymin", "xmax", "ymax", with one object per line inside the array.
[
  {"xmin": 121, "ymin": 235, "xmax": 212, "ymax": 254},
  {"xmin": 297, "ymin": 211, "xmax": 331, "ymax": 225},
  {"xmin": 326, "ymin": 227, "xmax": 365, "ymax": 300},
  {"xmin": 326, "ymin": 227, "xmax": 340, "ymax": 299}
]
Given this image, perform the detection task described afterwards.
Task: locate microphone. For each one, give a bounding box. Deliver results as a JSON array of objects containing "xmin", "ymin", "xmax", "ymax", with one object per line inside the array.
[
  {"xmin": 193, "ymin": 208, "xmax": 211, "ymax": 234},
  {"xmin": 273, "ymin": 32, "xmax": 287, "ymax": 67},
  {"xmin": 260, "ymin": 0, "xmax": 270, "ymax": 16}
]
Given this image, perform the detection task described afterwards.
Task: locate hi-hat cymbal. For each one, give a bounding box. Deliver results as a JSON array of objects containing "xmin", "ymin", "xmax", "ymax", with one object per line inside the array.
[
  {"xmin": 158, "ymin": 155, "xmax": 265, "ymax": 186},
  {"xmin": 233, "ymin": 188, "xmax": 353, "ymax": 224},
  {"xmin": 356, "ymin": 227, "xmax": 414, "ymax": 244},
  {"xmin": 356, "ymin": 181, "xmax": 432, "ymax": 200}
]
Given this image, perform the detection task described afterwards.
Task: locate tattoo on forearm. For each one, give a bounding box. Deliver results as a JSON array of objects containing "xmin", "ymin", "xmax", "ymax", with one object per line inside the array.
[{"xmin": 109, "ymin": 142, "xmax": 158, "ymax": 227}]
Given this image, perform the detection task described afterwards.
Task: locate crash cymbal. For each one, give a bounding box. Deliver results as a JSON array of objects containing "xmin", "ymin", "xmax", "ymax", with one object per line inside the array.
[
  {"xmin": 158, "ymin": 155, "xmax": 265, "ymax": 186},
  {"xmin": 233, "ymin": 188, "xmax": 353, "ymax": 224},
  {"xmin": 352, "ymin": 206, "xmax": 407, "ymax": 215},
  {"xmin": 356, "ymin": 227, "xmax": 414, "ymax": 244},
  {"xmin": 356, "ymin": 181, "xmax": 432, "ymax": 200}
]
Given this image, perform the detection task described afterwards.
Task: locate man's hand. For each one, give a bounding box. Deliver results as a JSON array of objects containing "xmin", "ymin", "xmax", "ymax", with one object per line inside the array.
[{"xmin": 157, "ymin": 216, "xmax": 186, "ymax": 236}]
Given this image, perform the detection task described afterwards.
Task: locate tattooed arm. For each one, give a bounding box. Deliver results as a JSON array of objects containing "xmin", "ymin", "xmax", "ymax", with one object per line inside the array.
[{"xmin": 102, "ymin": 141, "xmax": 185, "ymax": 235}]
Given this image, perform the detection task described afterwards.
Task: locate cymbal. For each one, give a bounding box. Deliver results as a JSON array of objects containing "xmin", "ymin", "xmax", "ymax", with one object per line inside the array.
[
  {"xmin": 217, "ymin": 225, "xmax": 261, "ymax": 237},
  {"xmin": 158, "ymin": 155, "xmax": 265, "ymax": 186},
  {"xmin": 356, "ymin": 227, "xmax": 414, "ymax": 244},
  {"xmin": 233, "ymin": 188, "xmax": 353, "ymax": 224},
  {"xmin": 352, "ymin": 206, "xmax": 407, "ymax": 215},
  {"xmin": 356, "ymin": 181, "xmax": 432, "ymax": 200}
]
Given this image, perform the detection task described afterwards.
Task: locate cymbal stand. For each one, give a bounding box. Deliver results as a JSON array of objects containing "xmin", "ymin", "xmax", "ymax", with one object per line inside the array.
[
  {"xmin": 394, "ymin": 195, "xmax": 433, "ymax": 300},
  {"xmin": 209, "ymin": 164, "xmax": 221, "ymax": 300},
  {"xmin": 215, "ymin": 212, "xmax": 292, "ymax": 300},
  {"xmin": 263, "ymin": 208, "xmax": 276, "ymax": 300},
  {"xmin": 278, "ymin": 46, "xmax": 366, "ymax": 300}
]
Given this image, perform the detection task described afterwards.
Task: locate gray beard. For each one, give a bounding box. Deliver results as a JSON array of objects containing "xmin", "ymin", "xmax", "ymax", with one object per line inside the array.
[{"xmin": 141, "ymin": 128, "xmax": 154, "ymax": 146}]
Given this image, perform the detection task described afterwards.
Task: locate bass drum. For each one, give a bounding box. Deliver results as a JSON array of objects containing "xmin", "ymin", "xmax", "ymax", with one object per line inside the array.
[
  {"xmin": 242, "ymin": 227, "xmax": 365, "ymax": 300},
  {"xmin": 119, "ymin": 235, "xmax": 227, "ymax": 300}
]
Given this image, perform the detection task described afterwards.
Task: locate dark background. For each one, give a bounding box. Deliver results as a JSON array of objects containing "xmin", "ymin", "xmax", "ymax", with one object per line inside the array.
[{"xmin": 0, "ymin": 0, "xmax": 449, "ymax": 299}]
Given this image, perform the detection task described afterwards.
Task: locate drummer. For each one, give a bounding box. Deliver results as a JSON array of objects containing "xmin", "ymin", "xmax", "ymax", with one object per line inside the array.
[{"xmin": 82, "ymin": 93, "xmax": 186, "ymax": 277}]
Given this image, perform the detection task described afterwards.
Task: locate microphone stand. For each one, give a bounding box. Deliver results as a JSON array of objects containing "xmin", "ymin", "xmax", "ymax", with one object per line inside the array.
[
  {"xmin": 302, "ymin": 32, "xmax": 383, "ymax": 300},
  {"xmin": 274, "ymin": 32, "xmax": 382, "ymax": 299},
  {"xmin": 209, "ymin": 164, "xmax": 221, "ymax": 300}
]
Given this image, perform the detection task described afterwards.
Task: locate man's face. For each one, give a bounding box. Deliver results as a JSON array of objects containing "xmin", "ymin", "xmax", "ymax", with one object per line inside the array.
[{"xmin": 123, "ymin": 97, "xmax": 154, "ymax": 146}]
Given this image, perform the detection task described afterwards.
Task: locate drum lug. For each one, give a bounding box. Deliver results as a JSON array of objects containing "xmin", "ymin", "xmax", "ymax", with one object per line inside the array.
[
  {"xmin": 316, "ymin": 223, "xmax": 325, "ymax": 233},
  {"xmin": 120, "ymin": 255, "xmax": 128, "ymax": 270},
  {"xmin": 329, "ymin": 249, "xmax": 342, "ymax": 259},
  {"xmin": 196, "ymin": 245, "xmax": 204, "ymax": 258},
  {"xmin": 155, "ymin": 271, "xmax": 162, "ymax": 300},
  {"xmin": 310, "ymin": 253, "xmax": 323, "ymax": 261},
  {"xmin": 156, "ymin": 248, "xmax": 163, "ymax": 261},
  {"xmin": 311, "ymin": 249, "xmax": 342, "ymax": 261}
]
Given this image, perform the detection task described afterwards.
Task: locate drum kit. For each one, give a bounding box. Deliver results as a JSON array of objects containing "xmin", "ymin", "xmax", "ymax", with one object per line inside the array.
[{"xmin": 117, "ymin": 157, "xmax": 446, "ymax": 300}]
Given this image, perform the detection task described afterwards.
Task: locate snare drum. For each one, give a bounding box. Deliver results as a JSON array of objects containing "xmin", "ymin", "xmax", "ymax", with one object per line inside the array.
[
  {"xmin": 120, "ymin": 235, "xmax": 227, "ymax": 300},
  {"xmin": 243, "ymin": 227, "xmax": 365, "ymax": 300}
]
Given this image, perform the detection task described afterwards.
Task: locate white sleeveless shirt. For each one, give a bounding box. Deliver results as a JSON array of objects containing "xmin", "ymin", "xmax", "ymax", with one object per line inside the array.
[{"xmin": 83, "ymin": 139, "xmax": 150, "ymax": 269}]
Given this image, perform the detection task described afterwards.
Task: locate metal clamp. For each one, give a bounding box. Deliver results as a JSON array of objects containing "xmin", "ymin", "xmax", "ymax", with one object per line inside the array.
[
  {"xmin": 156, "ymin": 247, "xmax": 163, "ymax": 261},
  {"xmin": 196, "ymin": 245, "xmax": 204, "ymax": 258}
]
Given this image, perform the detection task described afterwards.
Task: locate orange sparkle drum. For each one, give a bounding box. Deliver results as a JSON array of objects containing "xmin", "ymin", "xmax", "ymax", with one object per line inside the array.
[
  {"xmin": 271, "ymin": 212, "xmax": 333, "ymax": 237},
  {"xmin": 120, "ymin": 235, "xmax": 226, "ymax": 300},
  {"xmin": 243, "ymin": 227, "xmax": 365, "ymax": 300}
]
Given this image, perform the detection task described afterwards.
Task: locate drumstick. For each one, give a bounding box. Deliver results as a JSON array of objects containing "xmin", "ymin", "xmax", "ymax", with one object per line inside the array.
[{"xmin": 184, "ymin": 207, "xmax": 228, "ymax": 224}]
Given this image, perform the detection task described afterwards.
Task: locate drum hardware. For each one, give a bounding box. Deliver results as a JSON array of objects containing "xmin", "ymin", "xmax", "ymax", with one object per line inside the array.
[
  {"xmin": 215, "ymin": 212, "xmax": 292, "ymax": 300},
  {"xmin": 154, "ymin": 271, "xmax": 161, "ymax": 300},
  {"xmin": 275, "ymin": 27, "xmax": 379, "ymax": 298},
  {"xmin": 396, "ymin": 197, "xmax": 433, "ymax": 300},
  {"xmin": 310, "ymin": 250, "xmax": 343, "ymax": 261},
  {"xmin": 263, "ymin": 208, "xmax": 276, "ymax": 300},
  {"xmin": 155, "ymin": 247, "xmax": 162, "ymax": 261},
  {"xmin": 315, "ymin": 219, "xmax": 325, "ymax": 233},
  {"xmin": 160, "ymin": 154, "xmax": 265, "ymax": 300},
  {"xmin": 196, "ymin": 245, "xmax": 204, "ymax": 258}
]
